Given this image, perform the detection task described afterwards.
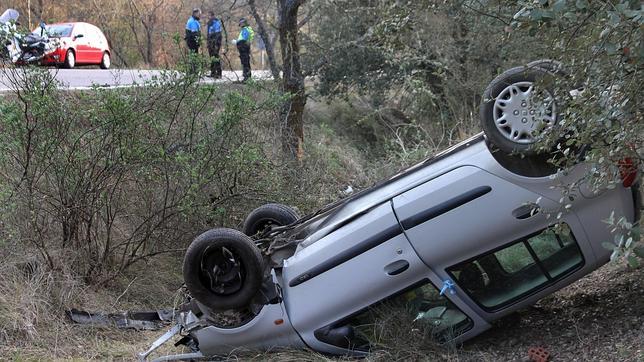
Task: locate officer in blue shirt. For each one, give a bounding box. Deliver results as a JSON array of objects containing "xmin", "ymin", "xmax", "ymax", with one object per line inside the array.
[
  {"xmin": 185, "ymin": 8, "xmax": 201, "ymax": 54},
  {"xmin": 206, "ymin": 11, "xmax": 223, "ymax": 78}
]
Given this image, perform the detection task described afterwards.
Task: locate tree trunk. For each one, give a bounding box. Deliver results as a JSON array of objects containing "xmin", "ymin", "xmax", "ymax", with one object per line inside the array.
[
  {"xmin": 278, "ymin": 0, "xmax": 307, "ymax": 160},
  {"xmin": 453, "ymin": 21, "xmax": 469, "ymax": 81},
  {"xmin": 145, "ymin": 22, "xmax": 154, "ymax": 66},
  {"xmin": 248, "ymin": 0, "xmax": 280, "ymax": 79}
]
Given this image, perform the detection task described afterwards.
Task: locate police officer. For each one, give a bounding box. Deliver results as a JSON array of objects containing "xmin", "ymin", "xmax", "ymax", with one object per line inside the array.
[
  {"xmin": 185, "ymin": 8, "xmax": 201, "ymax": 54},
  {"xmin": 233, "ymin": 18, "xmax": 254, "ymax": 82},
  {"xmin": 206, "ymin": 11, "xmax": 223, "ymax": 78}
]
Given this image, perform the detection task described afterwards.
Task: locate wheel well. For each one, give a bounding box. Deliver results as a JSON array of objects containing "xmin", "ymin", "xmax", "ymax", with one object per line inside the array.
[{"xmin": 61, "ymin": 48, "xmax": 75, "ymax": 64}]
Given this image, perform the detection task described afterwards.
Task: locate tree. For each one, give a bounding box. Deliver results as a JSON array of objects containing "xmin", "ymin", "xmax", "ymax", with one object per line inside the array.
[
  {"xmin": 125, "ymin": 0, "xmax": 168, "ymax": 66},
  {"xmin": 277, "ymin": 0, "xmax": 307, "ymax": 159},
  {"xmin": 248, "ymin": 0, "xmax": 281, "ymax": 79}
]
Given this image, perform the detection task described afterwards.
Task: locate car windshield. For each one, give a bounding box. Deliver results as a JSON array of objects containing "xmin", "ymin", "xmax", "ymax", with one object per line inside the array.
[{"xmin": 36, "ymin": 24, "xmax": 72, "ymax": 37}]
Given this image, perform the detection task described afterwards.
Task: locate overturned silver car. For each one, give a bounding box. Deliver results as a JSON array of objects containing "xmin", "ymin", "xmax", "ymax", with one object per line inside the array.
[{"xmin": 140, "ymin": 62, "xmax": 641, "ymax": 361}]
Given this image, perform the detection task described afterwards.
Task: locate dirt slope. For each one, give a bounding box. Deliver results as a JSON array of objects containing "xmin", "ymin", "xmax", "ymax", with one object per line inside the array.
[{"xmin": 463, "ymin": 264, "xmax": 643, "ymax": 362}]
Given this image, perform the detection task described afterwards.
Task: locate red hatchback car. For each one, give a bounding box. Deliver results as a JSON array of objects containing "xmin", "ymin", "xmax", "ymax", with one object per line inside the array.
[{"xmin": 34, "ymin": 22, "xmax": 111, "ymax": 69}]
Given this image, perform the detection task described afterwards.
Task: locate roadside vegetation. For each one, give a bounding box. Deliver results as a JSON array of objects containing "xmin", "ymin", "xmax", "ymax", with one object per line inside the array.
[
  {"xmin": 0, "ymin": 64, "xmax": 423, "ymax": 358},
  {"xmin": 0, "ymin": 0, "xmax": 642, "ymax": 360}
]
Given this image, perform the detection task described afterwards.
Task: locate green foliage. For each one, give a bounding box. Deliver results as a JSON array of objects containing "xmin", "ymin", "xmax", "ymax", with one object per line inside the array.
[
  {"xmin": 603, "ymin": 211, "xmax": 642, "ymax": 268},
  {"xmin": 0, "ymin": 64, "xmax": 374, "ymax": 283},
  {"xmin": 506, "ymin": 0, "xmax": 643, "ymax": 263},
  {"xmin": 0, "ymin": 67, "xmax": 282, "ymax": 282},
  {"xmin": 306, "ymin": 0, "xmax": 531, "ymax": 160}
]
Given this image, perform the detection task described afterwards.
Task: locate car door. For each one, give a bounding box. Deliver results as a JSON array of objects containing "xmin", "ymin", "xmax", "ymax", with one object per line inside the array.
[
  {"xmin": 391, "ymin": 165, "xmax": 596, "ymax": 319},
  {"xmin": 85, "ymin": 24, "xmax": 103, "ymax": 63},
  {"xmin": 281, "ymin": 202, "xmax": 487, "ymax": 354},
  {"xmin": 71, "ymin": 23, "xmax": 89, "ymax": 63}
]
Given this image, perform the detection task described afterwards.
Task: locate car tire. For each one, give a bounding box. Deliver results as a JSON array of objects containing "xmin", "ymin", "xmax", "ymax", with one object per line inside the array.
[
  {"xmin": 183, "ymin": 228, "xmax": 265, "ymax": 312},
  {"xmin": 243, "ymin": 203, "xmax": 300, "ymax": 237},
  {"xmin": 527, "ymin": 59, "xmax": 566, "ymax": 75},
  {"xmin": 480, "ymin": 66, "xmax": 560, "ymax": 156},
  {"xmin": 64, "ymin": 49, "xmax": 75, "ymax": 69},
  {"xmin": 100, "ymin": 52, "xmax": 110, "ymax": 69}
]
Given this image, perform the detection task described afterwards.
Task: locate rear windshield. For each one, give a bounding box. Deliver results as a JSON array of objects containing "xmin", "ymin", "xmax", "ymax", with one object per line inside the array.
[{"xmin": 39, "ymin": 24, "xmax": 73, "ymax": 37}]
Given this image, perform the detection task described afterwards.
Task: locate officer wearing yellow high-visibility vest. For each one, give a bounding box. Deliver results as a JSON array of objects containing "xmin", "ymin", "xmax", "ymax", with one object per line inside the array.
[{"xmin": 232, "ymin": 18, "xmax": 254, "ymax": 82}]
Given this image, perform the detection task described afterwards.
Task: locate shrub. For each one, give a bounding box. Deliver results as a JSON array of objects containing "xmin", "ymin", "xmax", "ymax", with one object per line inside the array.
[
  {"xmin": 0, "ymin": 67, "xmax": 282, "ymax": 283},
  {"xmin": 508, "ymin": 0, "xmax": 643, "ymax": 263}
]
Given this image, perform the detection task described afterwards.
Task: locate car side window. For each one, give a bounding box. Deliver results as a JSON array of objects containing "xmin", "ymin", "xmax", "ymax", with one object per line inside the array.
[
  {"xmin": 334, "ymin": 281, "xmax": 472, "ymax": 351},
  {"xmin": 448, "ymin": 224, "xmax": 583, "ymax": 311},
  {"xmin": 494, "ymin": 242, "xmax": 535, "ymax": 273}
]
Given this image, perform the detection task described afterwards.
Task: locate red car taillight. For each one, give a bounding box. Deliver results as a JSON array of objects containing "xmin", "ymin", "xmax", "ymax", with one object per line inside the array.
[{"xmin": 618, "ymin": 158, "xmax": 638, "ymax": 188}]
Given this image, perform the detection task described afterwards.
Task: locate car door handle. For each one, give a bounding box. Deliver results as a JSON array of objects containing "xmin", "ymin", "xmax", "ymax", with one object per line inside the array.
[
  {"xmin": 384, "ymin": 260, "xmax": 409, "ymax": 275},
  {"xmin": 512, "ymin": 203, "xmax": 540, "ymax": 220}
]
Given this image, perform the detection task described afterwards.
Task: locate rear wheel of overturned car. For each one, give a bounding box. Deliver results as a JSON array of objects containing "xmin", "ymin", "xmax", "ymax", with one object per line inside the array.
[
  {"xmin": 243, "ymin": 203, "xmax": 300, "ymax": 238},
  {"xmin": 480, "ymin": 66, "xmax": 560, "ymax": 157},
  {"xmin": 183, "ymin": 228, "xmax": 265, "ymax": 312}
]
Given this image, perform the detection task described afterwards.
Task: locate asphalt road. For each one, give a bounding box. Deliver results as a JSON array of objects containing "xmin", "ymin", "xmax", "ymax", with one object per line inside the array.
[{"xmin": 0, "ymin": 68, "xmax": 271, "ymax": 92}]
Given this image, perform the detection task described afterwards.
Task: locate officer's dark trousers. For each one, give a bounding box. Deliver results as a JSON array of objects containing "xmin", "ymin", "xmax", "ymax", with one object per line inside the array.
[
  {"xmin": 237, "ymin": 42, "xmax": 251, "ymax": 81},
  {"xmin": 186, "ymin": 36, "xmax": 199, "ymax": 54},
  {"xmin": 207, "ymin": 34, "xmax": 222, "ymax": 78}
]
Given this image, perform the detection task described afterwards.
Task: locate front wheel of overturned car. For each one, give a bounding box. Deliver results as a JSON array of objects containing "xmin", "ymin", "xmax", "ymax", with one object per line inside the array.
[
  {"xmin": 480, "ymin": 65, "xmax": 560, "ymax": 157},
  {"xmin": 243, "ymin": 203, "xmax": 300, "ymax": 238},
  {"xmin": 183, "ymin": 228, "xmax": 265, "ymax": 312}
]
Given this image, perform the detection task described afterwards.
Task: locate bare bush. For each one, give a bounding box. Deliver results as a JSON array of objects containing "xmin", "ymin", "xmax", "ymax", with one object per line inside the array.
[{"xmin": 0, "ymin": 66, "xmax": 283, "ymax": 283}]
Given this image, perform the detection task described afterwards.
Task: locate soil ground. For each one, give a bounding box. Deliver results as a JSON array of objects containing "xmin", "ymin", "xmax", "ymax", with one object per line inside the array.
[{"xmin": 463, "ymin": 263, "xmax": 644, "ymax": 362}]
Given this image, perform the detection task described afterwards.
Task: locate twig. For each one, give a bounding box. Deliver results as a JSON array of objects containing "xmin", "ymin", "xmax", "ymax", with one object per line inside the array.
[{"xmin": 112, "ymin": 276, "xmax": 138, "ymax": 308}]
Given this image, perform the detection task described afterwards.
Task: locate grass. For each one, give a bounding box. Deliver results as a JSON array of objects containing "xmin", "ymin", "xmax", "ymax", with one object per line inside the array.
[{"xmin": 0, "ymin": 251, "xmax": 185, "ymax": 360}]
